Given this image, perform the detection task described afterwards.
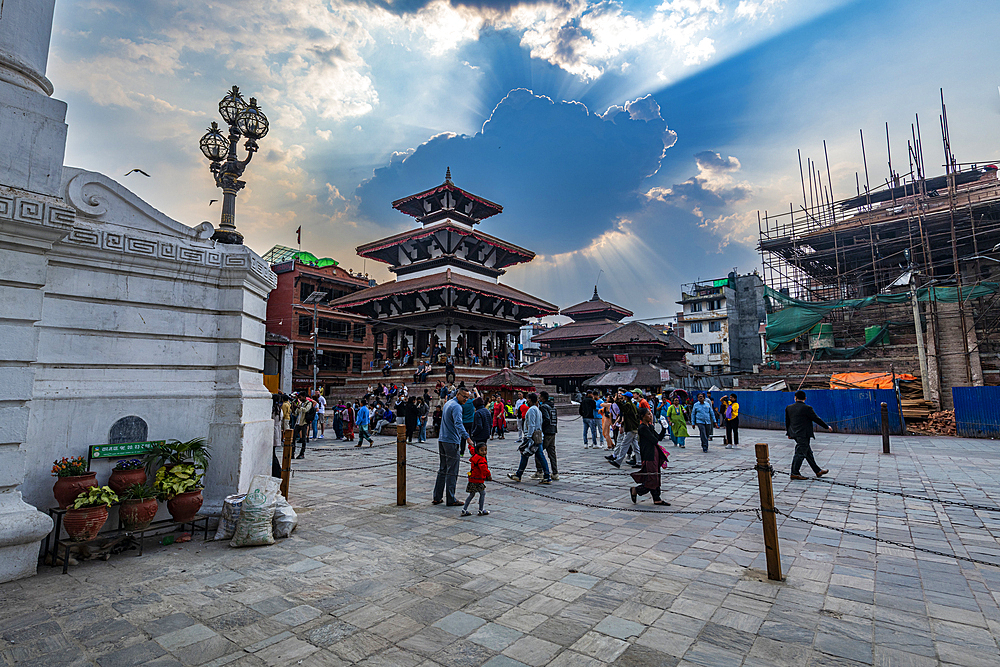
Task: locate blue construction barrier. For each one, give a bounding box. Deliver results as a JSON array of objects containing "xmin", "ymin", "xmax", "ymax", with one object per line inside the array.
[
  {"xmin": 723, "ymin": 389, "xmax": 903, "ymax": 435},
  {"xmin": 952, "ymin": 386, "xmax": 1000, "ymax": 439}
]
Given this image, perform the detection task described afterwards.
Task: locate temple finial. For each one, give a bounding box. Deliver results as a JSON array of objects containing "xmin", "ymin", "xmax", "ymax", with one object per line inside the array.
[
  {"xmin": 592, "ymin": 286, "xmax": 600, "ymax": 301},
  {"xmin": 445, "ymin": 167, "xmax": 452, "ymax": 183}
]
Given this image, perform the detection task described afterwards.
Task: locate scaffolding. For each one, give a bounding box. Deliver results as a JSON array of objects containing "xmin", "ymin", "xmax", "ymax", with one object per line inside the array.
[{"xmin": 756, "ymin": 92, "xmax": 1000, "ymax": 398}]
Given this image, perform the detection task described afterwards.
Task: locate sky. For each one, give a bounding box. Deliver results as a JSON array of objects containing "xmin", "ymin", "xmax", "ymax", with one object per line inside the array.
[{"xmin": 47, "ymin": 0, "xmax": 1000, "ymax": 322}]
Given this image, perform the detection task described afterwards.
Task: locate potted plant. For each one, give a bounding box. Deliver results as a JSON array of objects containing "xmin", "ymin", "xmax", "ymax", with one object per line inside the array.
[
  {"xmin": 155, "ymin": 464, "xmax": 204, "ymax": 523},
  {"xmin": 143, "ymin": 438, "xmax": 211, "ymax": 475},
  {"xmin": 119, "ymin": 483, "xmax": 159, "ymax": 531},
  {"xmin": 52, "ymin": 456, "xmax": 98, "ymax": 509},
  {"xmin": 108, "ymin": 458, "xmax": 146, "ymax": 495},
  {"xmin": 64, "ymin": 486, "xmax": 118, "ymax": 541}
]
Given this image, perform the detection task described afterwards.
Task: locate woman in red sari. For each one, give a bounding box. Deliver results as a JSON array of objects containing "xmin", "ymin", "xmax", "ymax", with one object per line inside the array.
[{"xmin": 492, "ymin": 397, "xmax": 507, "ymax": 440}]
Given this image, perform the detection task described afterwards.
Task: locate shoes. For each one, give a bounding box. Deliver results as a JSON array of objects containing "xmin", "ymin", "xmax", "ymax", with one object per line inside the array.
[
  {"xmin": 354, "ymin": 443, "xmax": 361, "ymax": 448},
  {"xmin": 790, "ymin": 474, "xmax": 809, "ymax": 480},
  {"xmin": 605, "ymin": 455, "xmax": 615, "ymax": 462},
  {"xmin": 702, "ymin": 448, "xmax": 708, "ymax": 453},
  {"xmin": 432, "ymin": 499, "xmax": 444, "ymax": 505},
  {"xmin": 551, "ymin": 474, "xmax": 559, "ymax": 481},
  {"xmin": 446, "ymin": 501, "xmax": 463, "ymax": 507},
  {"xmin": 816, "ymin": 469, "xmax": 829, "ymax": 477},
  {"xmin": 679, "ymin": 444, "xmax": 685, "ymax": 448},
  {"xmin": 538, "ymin": 478, "xmax": 551, "ymax": 485},
  {"xmin": 626, "ymin": 459, "xmax": 636, "ymax": 466},
  {"xmin": 530, "ymin": 472, "xmax": 541, "ymax": 479},
  {"xmin": 725, "ymin": 444, "xmax": 733, "ymax": 449},
  {"xmin": 630, "ymin": 487, "xmax": 638, "ymax": 504},
  {"xmin": 296, "ymin": 454, "xmax": 304, "ymax": 459},
  {"xmin": 507, "ymin": 474, "xmax": 521, "ymax": 482},
  {"xmin": 609, "ymin": 460, "xmax": 621, "ymax": 469},
  {"xmin": 460, "ymin": 510, "xmax": 472, "ymax": 516},
  {"xmin": 478, "ymin": 510, "xmax": 490, "ymax": 516},
  {"xmin": 631, "ymin": 464, "xmax": 642, "ymax": 469},
  {"xmin": 652, "ymin": 500, "xmax": 670, "ymax": 506},
  {"xmin": 317, "ymin": 435, "xmax": 324, "ymax": 439}
]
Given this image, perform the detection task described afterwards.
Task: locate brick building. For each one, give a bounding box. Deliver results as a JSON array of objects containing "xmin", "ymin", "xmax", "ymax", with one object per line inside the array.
[{"xmin": 263, "ymin": 246, "xmax": 373, "ymax": 394}]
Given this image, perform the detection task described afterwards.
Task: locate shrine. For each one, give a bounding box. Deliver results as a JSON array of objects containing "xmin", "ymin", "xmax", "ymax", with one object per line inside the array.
[{"xmin": 328, "ymin": 170, "xmax": 558, "ymax": 370}]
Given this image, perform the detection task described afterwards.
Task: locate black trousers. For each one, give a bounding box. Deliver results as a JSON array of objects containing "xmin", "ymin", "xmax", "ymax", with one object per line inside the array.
[
  {"xmin": 791, "ymin": 437, "xmax": 821, "ymax": 475},
  {"xmin": 634, "ymin": 485, "xmax": 661, "ymax": 501},
  {"xmin": 725, "ymin": 417, "xmax": 739, "ymax": 445}
]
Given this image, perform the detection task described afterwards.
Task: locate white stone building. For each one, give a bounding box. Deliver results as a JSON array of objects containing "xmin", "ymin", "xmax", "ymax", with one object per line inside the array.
[
  {"xmin": 676, "ymin": 273, "xmax": 766, "ymax": 375},
  {"xmin": 0, "ymin": 0, "xmax": 277, "ymax": 582}
]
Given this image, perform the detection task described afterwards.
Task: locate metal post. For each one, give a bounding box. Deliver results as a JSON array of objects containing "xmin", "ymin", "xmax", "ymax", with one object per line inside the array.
[
  {"xmin": 754, "ymin": 443, "xmax": 782, "ymax": 581},
  {"xmin": 881, "ymin": 402, "xmax": 891, "ymax": 454},
  {"xmin": 396, "ymin": 424, "xmax": 406, "ymax": 506},
  {"xmin": 280, "ymin": 429, "xmax": 294, "ymax": 499},
  {"xmin": 312, "ymin": 301, "xmax": 319, "ymax": 395}
]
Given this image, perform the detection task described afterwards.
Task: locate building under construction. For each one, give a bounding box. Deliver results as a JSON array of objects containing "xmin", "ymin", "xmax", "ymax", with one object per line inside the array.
[{"xmin": 757, "ymin": 97, "xmax": 1000, "ymax": 409}]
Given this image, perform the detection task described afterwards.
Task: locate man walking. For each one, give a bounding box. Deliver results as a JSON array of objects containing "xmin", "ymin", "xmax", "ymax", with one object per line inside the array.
[
  {"xmin": 537, "ymin": 391, "xmax": 559, "ymax": 480},
  {"xmin": 786, "ymin": 391, "xmax": 830, "ymax": 480},
  {"xmin": 354, "ymin": 400, "xmax": 375, "ymax": 447},
  {"xmin": 433, "ymin": 386, "xmax": 470, "ymax": 506},
  {"xmin": 580, "ymin": 391, "xmax": 598, "ymax": 448},
  {"xmin": 514, "ymin": 391, "xmax": 525, "ymax": 439},
  {"xmin": 507, "ymin": 393, "xmax": 551, "ymax": 484},
  {"xmin": 691, "ymin": 393, "xmax": 714, "ymax": 453},
  {"xmin": 607, "ymin": 391, "xmax": 640, "ymax": 468}
]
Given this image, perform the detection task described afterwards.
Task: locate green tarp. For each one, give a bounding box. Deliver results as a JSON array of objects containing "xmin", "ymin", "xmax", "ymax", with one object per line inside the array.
[{"xmin": 764, "ymin": 283, "xmax": 998, "ymax": 352}]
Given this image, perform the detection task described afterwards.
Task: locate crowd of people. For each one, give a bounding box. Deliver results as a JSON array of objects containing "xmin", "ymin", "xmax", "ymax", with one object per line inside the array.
[
  {"xmin": 276, "ymin": 382, "xmax": 832, "ymax": 516},
  {"xmin": 374, "ymin": 338, "xmax": 521, "ymax": 375}
]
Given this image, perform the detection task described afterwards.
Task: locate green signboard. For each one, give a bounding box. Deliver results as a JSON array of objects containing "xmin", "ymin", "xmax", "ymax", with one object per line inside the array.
[{"xmin": 89, "ymin": 441, "xmax": 162, "ymax": 460}]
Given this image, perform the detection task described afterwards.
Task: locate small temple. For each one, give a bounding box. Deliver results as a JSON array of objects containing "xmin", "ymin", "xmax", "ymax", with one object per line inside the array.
[
  {"xmin": 584, "ymin": 321, "xmax": 696, "ymax": 391},
  {"xmin": 525, "ymin": 287, "xmax": 632, "ymax": 393},
  {"xmin": 328, "ymin": 169, "xmax": 558, "ymax": 369}
]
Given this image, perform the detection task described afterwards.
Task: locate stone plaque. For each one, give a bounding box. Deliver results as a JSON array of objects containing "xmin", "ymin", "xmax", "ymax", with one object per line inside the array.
[{"xmin": 109, "ymin": 415, "xmax": 148, "ymax": 444}]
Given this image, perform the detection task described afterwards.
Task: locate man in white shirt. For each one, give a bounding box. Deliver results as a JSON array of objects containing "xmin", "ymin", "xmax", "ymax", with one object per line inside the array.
[
  {"xmin": 313, "ymin": 391, "xmax": 327, "ymax": 439},
  {"xmin": 514, "ymin": 392, "xmax": 526, "ymax": 440}
]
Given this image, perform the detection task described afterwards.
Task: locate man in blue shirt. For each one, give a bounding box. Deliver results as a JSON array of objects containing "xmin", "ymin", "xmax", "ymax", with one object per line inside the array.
[
  {"xmin": 354, "ymin": 401, "xmax": 375, "ymax": 447},
  {"xmin": 691, "ymin": 393, "xmax": 714, "ymax": 452},
  {"xmin": 433, "ymin": 386, "xmax": 471, "ymax": 506}
]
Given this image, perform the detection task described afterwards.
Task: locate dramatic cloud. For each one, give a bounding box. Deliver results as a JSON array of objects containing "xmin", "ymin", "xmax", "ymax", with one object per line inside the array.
[
  {"xmin": 646, "ymin": 150, "xmax": 751, "ymax": 212},
  {"xmin": 353, "ymin": 89, "xmax": 676, "ymax": 254}
]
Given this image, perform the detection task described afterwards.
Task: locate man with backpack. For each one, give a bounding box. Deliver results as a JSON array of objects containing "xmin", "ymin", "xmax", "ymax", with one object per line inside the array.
[{"xmin": 535, "ymin": 391, "xmax": 559, "ymax": 480}]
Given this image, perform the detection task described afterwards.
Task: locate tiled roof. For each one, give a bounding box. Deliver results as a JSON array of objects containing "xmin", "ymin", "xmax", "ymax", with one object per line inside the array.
[
  {"xmin": 560, "ymin": 288, "xmax": 633, "ymax": 321},
  {"xmin": 530, "ymin": 319, "xmax": 623, "ymax": 342},
  {"xmin": 356, "ymin": 223, "xmax": 534, "ymax": 267},
  {"xmin": 326, "ymin": 270, "xmax": 558, "ymax": 316},
  {"xmin": 475, "ymin": 368, "xmax": 536, "ymax": 390},
  {"xmin": 525, "ymin": 354, "xmax": 608, "ymax": 378},
  {"xmin": 591, "ymin": 321, "xmax": 694, "ymax": 351}
]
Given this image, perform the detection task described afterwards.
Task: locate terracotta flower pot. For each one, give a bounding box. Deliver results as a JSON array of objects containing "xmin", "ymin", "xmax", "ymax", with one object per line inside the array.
[
  {"xmin": 108, "ymin": 468, "xmax": 147, "ymax": 495},
  {"xmin": 63, "ymin": 505, "xmax": 109, "ymax": 541},
  {"xmin": 167, "ymin": 490, "xmax": 203, "ymax": 523},
  {"xmin": 120, "ymin": 498, "xmax": 158, "ymax": 531},
  {"xmin": 53, "ymin": 472, "xmax": 98, "ymax": 509}
]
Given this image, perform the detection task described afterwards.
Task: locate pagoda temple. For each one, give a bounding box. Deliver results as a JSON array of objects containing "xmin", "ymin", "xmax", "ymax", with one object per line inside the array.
[
  {"xmin": 525, "ymin": 288, "xmax": 632, "ymax": 393},
  {"xmin": 328, "ymin": 170, "xmax": 558, "ymax": 366}
]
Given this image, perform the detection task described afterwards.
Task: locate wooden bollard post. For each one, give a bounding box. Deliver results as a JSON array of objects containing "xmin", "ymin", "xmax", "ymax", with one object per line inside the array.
[
  {"xmin": 396, "ymin": 423, "xmax": 406, "ymax": 506},
  {"xmin": 754, "ymin": 443, "xmax": 783, "ymax": 581},
  {"xmin": 280, "ymin": 429, "xmax": 294, "ymax": 499},
  {"xmin": 880, "ymin": 402, "xmax": 891, "ymax": 454}
]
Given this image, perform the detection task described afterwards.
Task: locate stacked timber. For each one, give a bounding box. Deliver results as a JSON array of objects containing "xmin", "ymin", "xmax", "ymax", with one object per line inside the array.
[
  {"xmin": 901, "ymin": 399, "xmax": 935, "ymax": 421},
  {"xmin": 908, "ymin": 409, "xmax": 957, "ymax": 436}
]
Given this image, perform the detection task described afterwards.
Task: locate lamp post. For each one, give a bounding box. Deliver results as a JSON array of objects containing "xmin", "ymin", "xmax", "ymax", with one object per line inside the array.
[
  {"xmin": 302, "ymin": 291, "xmax": 328, "ymax": 394},
  {"xmin": 199, "ymin": 85, "xmax": 270, "ymax": 245}
]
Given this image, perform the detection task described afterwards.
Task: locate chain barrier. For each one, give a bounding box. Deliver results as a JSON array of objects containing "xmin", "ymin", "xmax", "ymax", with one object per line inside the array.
[
  {"xmin": 774, "ymin": 508, "xmax": 1000, "ymax": 568},
  {"xmin": 754, "ymin": 464, "xmax": 775, "ymax": 478},
  {"xmin": 293, "ymin": 462, "xmax": 397, "ymax": 473},
  {"xmin": 773, "ymin": 469, "xmax": 1000, "ymax": 513}
]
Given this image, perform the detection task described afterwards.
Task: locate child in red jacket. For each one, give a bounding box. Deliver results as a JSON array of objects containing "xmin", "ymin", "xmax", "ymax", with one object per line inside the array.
[{"xmin": 461, "ymin": 443, "xmax": 492, "ymax": 516}]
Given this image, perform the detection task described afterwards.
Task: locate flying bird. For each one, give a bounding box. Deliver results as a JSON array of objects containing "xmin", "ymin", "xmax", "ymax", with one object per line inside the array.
[
  {"xmin": 209, "ymin": 199, "xmax": 219, "ymax": 206},
  {"xmin": 124, "ymin": 169, "xmax": 150, "ymax": 177}
]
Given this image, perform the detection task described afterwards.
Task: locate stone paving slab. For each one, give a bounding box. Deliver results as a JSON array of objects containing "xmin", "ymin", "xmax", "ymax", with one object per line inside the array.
[{"xmin": 3, "ymin": 428, "xmax": 1000, "ymax": 665}]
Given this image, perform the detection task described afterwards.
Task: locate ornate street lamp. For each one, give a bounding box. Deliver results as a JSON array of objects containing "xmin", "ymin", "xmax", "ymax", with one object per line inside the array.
[{"xmin": 199, "ymin": 85, "xmax": 270, "ymax": 244}]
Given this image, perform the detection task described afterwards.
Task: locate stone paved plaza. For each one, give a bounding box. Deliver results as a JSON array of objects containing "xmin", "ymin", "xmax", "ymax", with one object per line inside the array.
[{"xmin": 3, "ymin": 426, "xmax": 1000, "ymax": 666}]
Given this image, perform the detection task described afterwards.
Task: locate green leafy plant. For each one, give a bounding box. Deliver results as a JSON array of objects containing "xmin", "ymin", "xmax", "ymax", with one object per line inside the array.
[
  {"xmin": 154, "ymin": 464, "xmax": 204, "ymax": 500},
  {"xmin": 51, "ymin": 456, "xmax": 88, "ymax": 477},
  {"xmin": 143, "ymin": 438, "xmax": 210, "ymax": 475},
  {"xmin": 71, "ymin": 485, "xmax": 119, "ymax": 509},
  {"xmin": 121, "ymin": 483, "xmax": 158, "ymax": 501}
]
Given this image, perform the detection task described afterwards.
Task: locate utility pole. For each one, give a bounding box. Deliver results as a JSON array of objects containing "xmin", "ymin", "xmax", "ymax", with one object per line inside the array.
[{"xmin": 302, "ymin": 291, "xmax": 328, "ymax": 395}]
